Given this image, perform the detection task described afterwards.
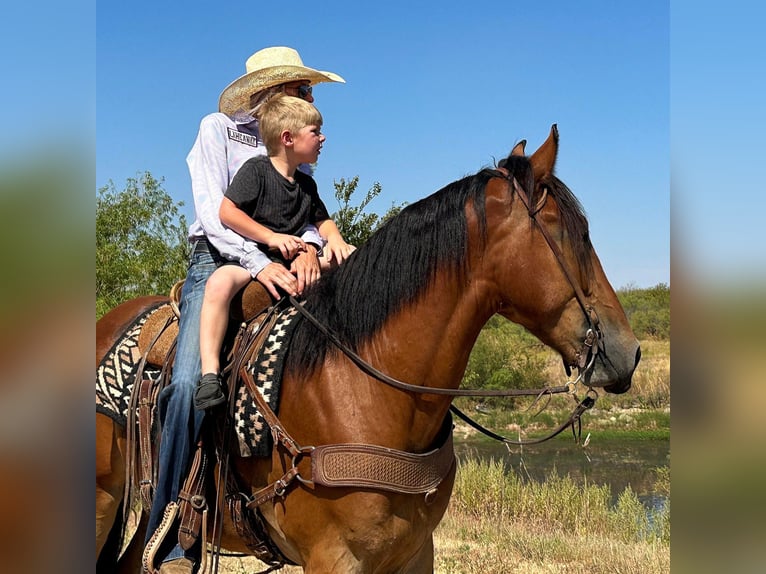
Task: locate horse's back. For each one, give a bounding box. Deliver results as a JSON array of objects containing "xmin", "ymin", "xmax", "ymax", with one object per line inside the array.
[{"xmin": 97, "ymin": 295, "xmax": 168, "ymax": 364}]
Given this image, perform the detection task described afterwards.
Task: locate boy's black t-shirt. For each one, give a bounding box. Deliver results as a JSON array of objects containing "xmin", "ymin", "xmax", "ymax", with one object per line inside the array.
[{"xmin": 224, "ymin": 155, "xmax": 330, "ymax": 238}]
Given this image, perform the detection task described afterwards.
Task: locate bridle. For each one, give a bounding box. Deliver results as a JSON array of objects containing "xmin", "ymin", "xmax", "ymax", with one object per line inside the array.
[
  {"xmin": 498, "ymin": 167, "xmax": 604, "ymax": 373},
  {"xmin": 288, "ymin": 169, "xmax": 604, "ymax": 446}
]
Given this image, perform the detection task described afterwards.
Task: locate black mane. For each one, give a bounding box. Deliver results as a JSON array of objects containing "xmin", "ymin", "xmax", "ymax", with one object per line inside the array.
[{"xmin": 285, "ymin": 154, "xmax": 591, "ymax": 377}]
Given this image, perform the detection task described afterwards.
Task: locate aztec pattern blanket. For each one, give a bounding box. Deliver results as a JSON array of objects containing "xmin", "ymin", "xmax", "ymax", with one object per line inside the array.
[
  {"xmin": 233, "ymin": 305, "xmax": 300, "ymax": 457},
  {"xmin": 96, "ymin": 302, "xmax": 166, "ymax": 427},
  {"xmin": 96, "ymin": 299, "xmax": 300, "ymax": 459}
]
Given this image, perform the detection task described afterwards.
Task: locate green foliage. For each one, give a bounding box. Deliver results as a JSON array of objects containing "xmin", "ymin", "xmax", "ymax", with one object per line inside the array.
[
  {"xmin": 331, "ymin": 176, "xmax": 405, "ymax": 246},
  {"xmin": 617, "ymin": 282, "xmax": 670, "ymax": 339},
  {"xmin": 96, "ymin": 173, "xmax": 189, "ymax": 318},
  {"xmin": 462, "ymin": 316, "xmax": 547, "ymax": 403}
]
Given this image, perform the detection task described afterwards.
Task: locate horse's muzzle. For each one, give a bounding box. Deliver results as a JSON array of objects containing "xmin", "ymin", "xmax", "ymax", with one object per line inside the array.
[{"xmin": 603, "ymin": 345, "xmax": 641, "ymax": 394}]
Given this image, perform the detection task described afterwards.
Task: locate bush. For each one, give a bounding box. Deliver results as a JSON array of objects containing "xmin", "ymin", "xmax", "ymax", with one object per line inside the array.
[
  {"xmin": 617, "ymin": 283, "xmax": 670, "ymax": 340},
  {"xmin": 461, "ymin": 316, "xmax": 547, "ymax": 405},
  {"xmin": 96, "ymin": 173, "xmax": 189, "ymax": 318}
]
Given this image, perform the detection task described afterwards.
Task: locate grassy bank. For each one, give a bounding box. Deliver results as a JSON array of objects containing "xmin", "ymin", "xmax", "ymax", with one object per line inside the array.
[{"xmin": 434, "ymin": 458, "xmax": 669, "ymax": 573}]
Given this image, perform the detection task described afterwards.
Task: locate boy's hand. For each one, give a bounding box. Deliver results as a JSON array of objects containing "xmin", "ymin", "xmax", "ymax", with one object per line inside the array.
[
  {"xmin": 322, "ymin": 237, "xmax": 356, "ymax": 268},
  {"xmin": 268, "ymin": 233, "xmax": 306, "ymax": 260}
]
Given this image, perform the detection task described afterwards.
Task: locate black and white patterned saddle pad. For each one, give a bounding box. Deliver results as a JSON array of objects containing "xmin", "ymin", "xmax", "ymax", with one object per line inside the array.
[
  {"xmin": 96, "ymin": 302, "xmax": 165, "ymax": 427},
  {"xmin": 233, "ymin": 305, "xmax": 301, "ymax": 457}
]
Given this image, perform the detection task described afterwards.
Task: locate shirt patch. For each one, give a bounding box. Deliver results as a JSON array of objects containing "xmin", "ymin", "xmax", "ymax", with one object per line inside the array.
[{"xmin": 227, "ymin": 127, "xmax": 259, "ymax": 147}]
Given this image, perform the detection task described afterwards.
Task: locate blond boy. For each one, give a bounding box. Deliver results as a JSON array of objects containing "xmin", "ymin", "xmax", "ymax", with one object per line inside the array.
[{"xmin": 194, "ymin": 94, "xmax": 354, "ymax": 409}]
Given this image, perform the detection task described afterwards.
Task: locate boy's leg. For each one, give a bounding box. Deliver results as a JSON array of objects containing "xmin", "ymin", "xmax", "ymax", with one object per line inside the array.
[
  {"xmin": 199, "ymin": 265, "xmax": 252, "ymax": 376},
  {"xmin": 195, "ymin": 265, "xmax": 251, "ymax": 410}
]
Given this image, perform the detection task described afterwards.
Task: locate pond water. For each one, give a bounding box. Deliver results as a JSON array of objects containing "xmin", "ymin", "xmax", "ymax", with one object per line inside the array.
[{"xmin": 454, "ymin": 434, "xmax": 670, "ymax": 511}]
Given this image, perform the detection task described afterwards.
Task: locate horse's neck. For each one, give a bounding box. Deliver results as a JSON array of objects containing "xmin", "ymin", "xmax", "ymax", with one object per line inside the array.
[
  {"xmin": 373, "ymin": 281, "xmax": 491, "ymax": 393},
  {"xmin": 343, "ymin": 282, "xmax": 486, "ymax": 448}
]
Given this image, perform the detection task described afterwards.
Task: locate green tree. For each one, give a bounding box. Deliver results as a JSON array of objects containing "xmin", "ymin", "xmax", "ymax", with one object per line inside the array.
[
  {"xmin": 617, "ymin": 283, "xmax": 670, "ymax": 339},
  {"xmin": 461, "ymin": 315, "xmax": 548, "ymax": 405},
  {"xmin": 96, "ymin": 172, "xmax": 189, "ymax": 318},
  {"xmin": 331, "ymin": 176, "xmax": 405, "ymax": 246}
]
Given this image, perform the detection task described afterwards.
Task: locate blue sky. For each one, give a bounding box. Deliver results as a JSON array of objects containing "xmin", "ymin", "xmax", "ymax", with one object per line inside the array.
[{"xmin": 95, "ymin": 1, "xmax": 671, "ymax": 289}]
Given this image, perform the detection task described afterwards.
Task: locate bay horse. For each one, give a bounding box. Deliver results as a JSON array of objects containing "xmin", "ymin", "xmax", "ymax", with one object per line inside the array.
[{"xmin": 96, "ymin": 126, "xmax": 640, "ymax": 573}]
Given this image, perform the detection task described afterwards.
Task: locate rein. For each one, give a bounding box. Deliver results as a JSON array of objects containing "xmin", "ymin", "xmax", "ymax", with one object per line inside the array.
[
  {"xmin": 289, "ymin": 296, "xmax": 571, "ymax": 398},
  {"xmin": 290, "ymin": 295, "xmax": 597, "ymax": 446},
  {"xmin": 285, "ymin": 169, "xmax": 604, "ymax": 446}
]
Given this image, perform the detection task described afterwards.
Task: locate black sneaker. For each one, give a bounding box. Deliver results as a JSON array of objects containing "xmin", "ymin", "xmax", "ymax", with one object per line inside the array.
[{"xmin": 193, "ymin": 373, "xmax": 226, "ymax": 410}]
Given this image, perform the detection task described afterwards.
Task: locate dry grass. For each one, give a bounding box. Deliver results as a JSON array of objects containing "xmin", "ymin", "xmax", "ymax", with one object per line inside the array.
[
  {"xmin": 433, "ymin": 516, "xmax": 669, "ymax": 574},
  {"xmin": 215, "ymin": 514, "xmax": 669, "ymax": 574}
]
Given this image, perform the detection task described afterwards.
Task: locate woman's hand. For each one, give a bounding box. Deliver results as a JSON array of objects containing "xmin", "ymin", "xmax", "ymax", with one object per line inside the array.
[{"xmin": 289, "ymin": 245, "xmax": 321, "ymax": 294}]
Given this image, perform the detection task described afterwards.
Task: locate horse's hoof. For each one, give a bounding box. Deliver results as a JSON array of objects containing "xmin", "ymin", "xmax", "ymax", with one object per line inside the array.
[{"xmin": 158, "ymin": 556, "xmax": 195, "ymax": 574}]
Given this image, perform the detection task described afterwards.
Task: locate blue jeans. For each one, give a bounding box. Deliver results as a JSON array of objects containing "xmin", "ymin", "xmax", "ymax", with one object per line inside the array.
[{"xmin": 144, "ymin": 244, "xmax": 223, "ymax": 564}]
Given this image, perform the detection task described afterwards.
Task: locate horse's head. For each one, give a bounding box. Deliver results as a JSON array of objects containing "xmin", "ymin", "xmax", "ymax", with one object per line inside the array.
[{"xmin": 482, "ymin": 125, "xmax": 639, "ymax": 394}]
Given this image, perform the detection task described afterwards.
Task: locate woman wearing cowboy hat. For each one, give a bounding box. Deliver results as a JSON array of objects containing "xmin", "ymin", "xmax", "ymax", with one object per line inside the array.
[{"xmin": 142, "ymin": 47, "xmax": 344, "ymax": 574}]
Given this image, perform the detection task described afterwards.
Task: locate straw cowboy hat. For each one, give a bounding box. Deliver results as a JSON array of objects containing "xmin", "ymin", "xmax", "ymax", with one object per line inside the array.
[{"xmin": 218, "ymin": 46, "xmax": 345, "ymax": 115}]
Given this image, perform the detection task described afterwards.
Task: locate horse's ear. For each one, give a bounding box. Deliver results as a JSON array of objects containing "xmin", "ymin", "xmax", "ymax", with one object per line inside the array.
[
  {"xmin": 511, "ymin": 140, "xmax": 526, "ymax": 156},
  {"xmin": 529, "ymin": 124, "xmax": 559, "ymax": 180}
]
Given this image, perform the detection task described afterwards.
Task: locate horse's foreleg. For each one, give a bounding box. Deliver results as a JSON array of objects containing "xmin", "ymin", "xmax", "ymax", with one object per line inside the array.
[{"xmin": 96, "ymin": 414, "xmax": 126, "ymax": 560}]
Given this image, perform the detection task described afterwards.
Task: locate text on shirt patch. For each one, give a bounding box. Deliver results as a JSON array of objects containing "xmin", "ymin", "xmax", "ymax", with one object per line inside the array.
[{"xmin": 227, "ymin": 127, "xmax": 259, "ymax": 147}]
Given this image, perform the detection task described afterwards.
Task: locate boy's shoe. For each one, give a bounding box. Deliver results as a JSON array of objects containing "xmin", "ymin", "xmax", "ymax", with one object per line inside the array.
[{"xmin": 193, "ymin": 373, "xmax": 226, "ymax": 410}]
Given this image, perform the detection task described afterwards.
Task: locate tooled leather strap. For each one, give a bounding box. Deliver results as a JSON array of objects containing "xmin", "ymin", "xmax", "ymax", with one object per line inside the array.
[
  {"xmin": 137, "ymin": 377, "xmax": 157, "ymax": 509},
  {"xmin": 239, "ymin": 359, "xmax": 456, "ymax": 507},
  {"xmin": 310, "ymin": 428, "xmax": 455, "ymax": 495},
  {"xmin": 177, "ymin": 440, "xmax": 209, "ymax": 551},
  {"xmin": 128, "ymin": 312, "xmax": 177, "ymax": 513}
]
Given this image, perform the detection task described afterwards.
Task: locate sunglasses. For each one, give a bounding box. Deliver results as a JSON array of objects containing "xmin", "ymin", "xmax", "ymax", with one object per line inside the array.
[
  {"xmin": 296, "ymin": 84, "xmax": 313, "ymax": 98},
  {"xmin": 283, "ymin": 83, "xmax": 313, "ymax": 99}
]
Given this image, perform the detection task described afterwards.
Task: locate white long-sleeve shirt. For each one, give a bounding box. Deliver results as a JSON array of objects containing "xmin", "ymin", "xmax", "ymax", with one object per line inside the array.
[{"xmin": 186, "ymin": 111, "xmax": 322, "ymax": 277}]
